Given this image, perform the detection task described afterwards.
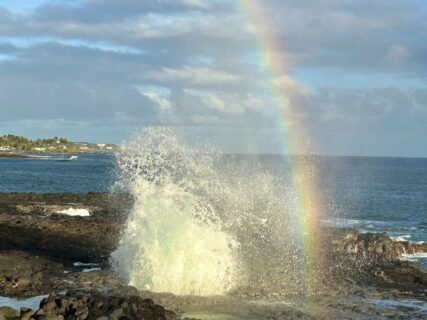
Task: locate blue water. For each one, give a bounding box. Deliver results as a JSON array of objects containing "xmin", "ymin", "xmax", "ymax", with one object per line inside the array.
[
  {"xmin": 0, "ymin": 154, "xmax": 425, "ymax": 267},
  {"xmin": 0, "ymin": 295, "xmax": 48, "ymax": 310},
  {"xmin": 0, "ymin": 153, "xmax": 114, "ymax": 193},
  {"xmin": 314, "ymin": 156, "xmax": 427, "ymax": 240},
  {"xmin": 316, "ymin": 156, "xmax": 427, "ymax": 269}
]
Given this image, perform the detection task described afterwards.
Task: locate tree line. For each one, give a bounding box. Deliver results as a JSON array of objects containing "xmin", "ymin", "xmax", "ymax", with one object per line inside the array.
[{"xmin": 0, "ymin": 134, "xmax": 71, "ymax": 150}]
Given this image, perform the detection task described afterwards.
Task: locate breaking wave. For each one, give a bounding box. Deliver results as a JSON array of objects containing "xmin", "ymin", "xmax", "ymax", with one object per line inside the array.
[{"xmin": 110, "ymin": 128, "xmax": 316, "ymax": 296}]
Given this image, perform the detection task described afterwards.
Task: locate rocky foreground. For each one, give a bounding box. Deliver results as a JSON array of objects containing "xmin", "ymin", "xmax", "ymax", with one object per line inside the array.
[{"xmin": 0, "ymin": 193, "xmax": 426, "ymax": 319}]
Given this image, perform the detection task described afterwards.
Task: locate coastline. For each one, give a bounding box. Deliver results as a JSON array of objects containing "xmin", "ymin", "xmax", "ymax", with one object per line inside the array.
[
  {"xmin": 0, "ymin": 151, "xmax": 114, "ymax": 160},
  {"xmin": 0, "ymin": 192, "xmax": 426, "ymax": 319},
  {"xmin": 0, "ymin": 153, "xmax": 38, "ymax": 159},
  {"xmin": 0, "ymin": 151, "xmax": 114, "ymax": 159}
]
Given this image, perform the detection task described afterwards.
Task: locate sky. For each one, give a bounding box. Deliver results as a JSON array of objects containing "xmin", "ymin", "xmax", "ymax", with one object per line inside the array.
[{"xmin": 0, "ymin": 0, "xmax": 426, "ymax": 156}]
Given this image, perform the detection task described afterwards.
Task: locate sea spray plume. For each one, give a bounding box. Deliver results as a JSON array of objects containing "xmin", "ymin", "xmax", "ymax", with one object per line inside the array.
[
  {"xmin": 213, "ymin": 156, "xmax": 320, "ymax": 297},
  {"xmin": 110, "ymin": 127, "xmax": 238, "ymax": 296},
  {"xmin": 111, "ymin": 129, "xmax": 327, "ymax": 297}
]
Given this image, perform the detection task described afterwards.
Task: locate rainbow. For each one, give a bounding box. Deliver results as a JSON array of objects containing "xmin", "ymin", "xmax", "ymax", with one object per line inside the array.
[{"xmin": 239, "ymin": 0, "xmax": 325, "ymax": 297}]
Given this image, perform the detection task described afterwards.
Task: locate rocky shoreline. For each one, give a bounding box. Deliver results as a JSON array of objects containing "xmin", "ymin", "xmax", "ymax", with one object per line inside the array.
[
  {"xmin": 0, "ymin": 154, "xmax": 36, "ymax": 159},
  {"xmin": 0, "ymin": 193, "xmax": 426, "ymax": 319}
]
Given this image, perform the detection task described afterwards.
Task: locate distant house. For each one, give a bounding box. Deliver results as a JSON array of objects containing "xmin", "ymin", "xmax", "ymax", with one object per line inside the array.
[
  {"xmin": 33, "ymin": 147, "xmax": 46, "ymax": 151},
  {"xmin": 97, "ymin": 144, "xmax": 106, "ymax": 148},
  {"xmin": 0, "ymin": 146, "xmax": 11, "ymax": 151}
]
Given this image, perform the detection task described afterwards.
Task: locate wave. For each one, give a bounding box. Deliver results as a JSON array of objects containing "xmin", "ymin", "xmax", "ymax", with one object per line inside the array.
[
  {"xmin": 110, "ymin": 128, "xmax": 238, "ymax": 295},
  {"xmin": 401, "ymin": 252, "xmax": 427, "ymax": 261},
  {"xmin": 390, "ymin": 235, "xmax": 411, "ymax": 242},
  {"xmin": 57, "ymin": 208, "xmax": 90, "ymax": 217},
  {"xmin": 110, "ymin": 128, "xmax": 322, "ymax": 296},
  {"xmin": 323, "ymin": 218, "xmax": 425, "ymax": 244}
]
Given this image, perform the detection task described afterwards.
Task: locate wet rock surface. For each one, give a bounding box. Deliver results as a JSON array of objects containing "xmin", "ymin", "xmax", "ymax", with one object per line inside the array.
[
  {"xmin": 0, "ymin": 306, "xmax": 19, "ymax": 319},
  {"xmin": 331, "ymin": 228, "xmax": 427, "ymax": 261},
  {"xmin": 329, "ymin": 228, "xmax": 427, "ymax": 295},
  {"xmin": 0, "ymin": 193, "xmax": 425, "ymax": 319},
  {"xmin": 0, "ymin": 193, "xmax": 129, "ymax": 263},
  {"xmin": 0, "ymin": 250, "xmax": 64, "ymax": 297},
  {"xmin": 16, "ymin": 290, "xmax": 176, "ymax": 320}
]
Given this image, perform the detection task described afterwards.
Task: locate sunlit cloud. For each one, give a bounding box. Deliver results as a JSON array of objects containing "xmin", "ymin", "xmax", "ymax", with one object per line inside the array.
[{"xmin": 0, "ymin": 0, "xmax": 426, "ymax": 156}]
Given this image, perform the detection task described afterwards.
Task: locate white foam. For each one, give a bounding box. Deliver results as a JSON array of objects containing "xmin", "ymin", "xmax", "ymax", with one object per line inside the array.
[
  {"xmin": 82, "ymin": 268, "xmax": 101, "ymax": 273},
  {"xmin": 28, "ymin": 155, "xmax": 52, "ymax": 159},
  {"xmin": 111, "ymin": 128, "xmax": 239, "ymax": 296},
  {"xmin": 401, "ymin": 252, "xmax": 427, "ymax": 261},
  {"xmin": 110, "ymin": 128, "xmax": 325, "ymax": 297},
  {"xmin": 391, "ymin": 235, "xmax": 411, "ymax": 242},
  {"xmin": 57, "ymin": 208, "xmax": 90, "ymax": 217},
  {"xmin": 321, "ymin": 218, "xmax": 384, "ymax": 229}
]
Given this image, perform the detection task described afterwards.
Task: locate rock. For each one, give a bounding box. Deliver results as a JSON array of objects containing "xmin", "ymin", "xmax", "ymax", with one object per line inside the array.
[
  {"xmin": 370, "ymin": 261, "xmax": 427, "ymax": 293},
  {"xmin": 0, "ymin": 193, "xmax": 128, "ymax": 263},
  {"xmin": 330, "ymin": 228, "xmax": 427, "ymax": 262},
  {"xmin": 0, "ymin": 250, "xmax": 64, "ymax": 297},
  {"xmin": 19, "ymin": 307, "xmax": 32, "ymax": 320},
  {"xmin": 28, "ymin": 290, "xmax": 177, "ymax": 320},
  {"xmin": 0, "ymin": 306, "xmax": 19, "ymax": 320},
  {"xmin": 0, "ymin": 249, "xmax": 138, "ymax": 299},
  {"xmin": 0, "ymin": 192, "xmax": 425, "ymax": 317}
]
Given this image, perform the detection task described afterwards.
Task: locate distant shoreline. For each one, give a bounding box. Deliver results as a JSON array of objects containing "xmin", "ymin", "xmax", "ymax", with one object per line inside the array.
[
  {"xmin": 0, "ymin": 152, "xmax": 113, "ymax": 159},
  {"xmin": 0, "ymin": 153, "xmax": 34, "ymax": 159}
]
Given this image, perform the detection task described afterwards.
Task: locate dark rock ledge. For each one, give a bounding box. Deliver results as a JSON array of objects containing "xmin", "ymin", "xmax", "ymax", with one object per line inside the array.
[
  {"xmin": 1, "ymin": 290, "xmax": 176, "ymax": 320},
  {"xmin": 0, "ymin": 193, "xmax": 426, "ymax": 319}
]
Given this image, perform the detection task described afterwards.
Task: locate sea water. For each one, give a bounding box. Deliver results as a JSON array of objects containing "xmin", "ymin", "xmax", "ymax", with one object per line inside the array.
[
  {"xmin": 0, "ymin": 142, "xmax": 426, "ymax": 272},
  {"xmin": 0, "ymin": 153, "xmax": 113, "ymax": 193}
]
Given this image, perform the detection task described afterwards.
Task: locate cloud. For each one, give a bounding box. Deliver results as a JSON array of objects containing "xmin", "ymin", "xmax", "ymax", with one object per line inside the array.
[
  {"xmin": 146, "ymin": 67, "xmax": 240, "ymax": 85},
  {"xmin": 140, "ymin": 91, "xmax": 172, "ymax": 111},
  {"xmin": 0, "ymin": 0, "xmax": 426, "ymax": 155},
  {"xmin": 383, "ymin": 44, "xmax": 410, "ymax": 66}
]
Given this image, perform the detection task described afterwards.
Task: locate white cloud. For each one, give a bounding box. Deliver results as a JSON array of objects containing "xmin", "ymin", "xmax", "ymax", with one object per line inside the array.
[
  {"xmin": 0, "ymin": 0, "xmax": 426, "ymax": 155},
  {"xmin": 146, "ymin": 67, "xmax": 240, "ymax": 85},
  {"xmin": 383, "ymin": 44, "xmax": 410, "ymax": 66},
  {"xmin": 141, "ymin": 91, "xmax": 172, "ymax": 110},
  {"xmin": 182, "ymin": 89, "xmax": 227, "ymax": 112}
]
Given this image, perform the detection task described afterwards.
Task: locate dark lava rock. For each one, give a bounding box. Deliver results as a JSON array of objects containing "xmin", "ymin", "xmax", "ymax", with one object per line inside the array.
[
  {"xmin": 0, "ymin": 306, "xmax": 19, "ymax": 320},
  {"xmin": 327, "ymin": 228, "xmax": 427, "ymax": 294},
  {"xmin": 24, "ymin": 290, "xmax": 176, "ymax": 320},
  {"xmin": 0, "ymin": 193, "xmax": 130, "ymax": 263},
  {"xmin": 0, "ymin": 192, "xmax": 426, "ymax": 315},
  {"xmin": 0, "ymin": 249, "xmax": 140, "ymax": 299},
  {"xmin": 330, "ymin": 228, "xmax": 427, "ymax": 262},
  {"xmin": 0, "ymin": 250, "xmax": 64, "ymax": 297},
  {"xmin": 370, "ymin": 261, "xmax": 427, "ymax": 293}
]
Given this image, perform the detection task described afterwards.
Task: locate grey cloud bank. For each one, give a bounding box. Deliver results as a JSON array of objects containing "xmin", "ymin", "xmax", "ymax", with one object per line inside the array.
[{"xmin": 0, "ymin": 0, "xmax": 426, "ymax": 156}]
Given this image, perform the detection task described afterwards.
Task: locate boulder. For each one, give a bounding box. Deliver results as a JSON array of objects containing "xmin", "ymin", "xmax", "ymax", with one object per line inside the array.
[
  {"xmin": 0, "ymin": 193, "xmax": 128, "ymax": 263},
  {"xmin": 0, "ymin": 306, "xmax": 19, "ymax": 320},
  {"xmin": 26, "ymin": 290, "xmax": 176, "ymax": 320},
  {"xmin": 330, "ymin": 229, "xmax": 427, "ymax": 262},
  {"xmin": 0, "ymin": 250, "xmax": 64, "ymax": 297}
]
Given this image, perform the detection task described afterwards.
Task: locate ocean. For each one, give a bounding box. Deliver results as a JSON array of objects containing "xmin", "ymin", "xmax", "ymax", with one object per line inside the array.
[
  {"xmin": 0, "ymin": 153, "xmax": 425, "ymax": 268},
  {"xmin": 0, "ymin": 153, "xmax": 114, "ymax": 194}
]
